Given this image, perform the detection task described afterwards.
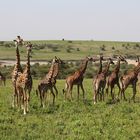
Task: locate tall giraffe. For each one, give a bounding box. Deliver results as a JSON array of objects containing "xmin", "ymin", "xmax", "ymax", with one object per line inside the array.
[
  {"xmin": 37, "ymin": 57, "xmax": 60, "ymax": 108},
  {"xmin": 16, "ymin": 42, "xmax": 32, "ymax": 115},
  {"xmin": 93, "ymin": 58, "xmax": 114, "ymax": 104},
  {"xmin": 11, "ymin": 37, "xmax": 23, "ymax": 107},
  {"xmin": 63, "ymin": 57, "xmax": 94, "ymax": 100},
  {"xmin": 106, "ymin": 56, "xmax": 127, "ymax": 100},
  {"xmin": 119, "ymin": 57, "xmax": 140, "ymax": 102}
]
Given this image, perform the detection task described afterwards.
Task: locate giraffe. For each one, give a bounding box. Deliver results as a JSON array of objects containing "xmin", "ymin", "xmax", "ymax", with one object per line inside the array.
[
  {"xmin": 93, "ymin": 58, "xmax": 114, "ymax": 104},
  {"xmin": 0, "ymin": 71, "xmax": 6, "ymax": 86},
  {"xmin": 37, "ymin": 57, "xmax": 60, "ymax": 108},
  {"xmin": 51, "ymin": 57, "xmax": 64, "ymax": 96},
  {"xmin": 119, "ymin": 57, "xmax": 140, "ymax": 102},
  {"xmin": 106, "ymin": 56, "xmax": 127, "ymax": 100},
  {"xmin": 11, "ymin": 37, "xmax": 23, "ymax": 107},
  {"xmin": 63, "ymin": 57, "xmax": 94, "ymax": 100},
  {"xmin": 16, "ymin": 42, "xmax": 32, "ymax": 115}
]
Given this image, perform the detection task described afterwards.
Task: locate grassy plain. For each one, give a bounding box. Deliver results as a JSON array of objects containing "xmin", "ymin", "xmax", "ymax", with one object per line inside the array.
[
  {"xmin": 0, "ymin": 40, "xmax": 140, "ymax": 60},
  {"xmin": 0, "ymin": 79, "xmax": 140, "ymax": 140}
]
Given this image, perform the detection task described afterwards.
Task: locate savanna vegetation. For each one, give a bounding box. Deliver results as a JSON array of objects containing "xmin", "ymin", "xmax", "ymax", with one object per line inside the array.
[
  {"xmin": 0, "ymin": 40, "xmax": 140, "ymax": 139},
  {"xmin": 0, "ymin": 40, "xmax": 140, "ymax": 60}
]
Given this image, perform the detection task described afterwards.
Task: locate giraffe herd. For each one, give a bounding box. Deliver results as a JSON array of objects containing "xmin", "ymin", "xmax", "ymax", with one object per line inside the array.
[{"xmin": 0, "ymin": 36, "xmax": 140, "ymax": 115}]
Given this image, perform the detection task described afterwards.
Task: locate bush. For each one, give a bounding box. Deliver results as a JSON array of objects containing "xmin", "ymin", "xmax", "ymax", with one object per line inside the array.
[{"xmin": 100, "ymin": 44, "xmax": 106, "ymax": 51}]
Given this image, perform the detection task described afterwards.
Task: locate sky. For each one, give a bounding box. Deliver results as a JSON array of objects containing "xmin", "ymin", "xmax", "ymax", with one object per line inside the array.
[{"xmin": 0, "ymin": 0, "xmax": 140, "ymax": 41}]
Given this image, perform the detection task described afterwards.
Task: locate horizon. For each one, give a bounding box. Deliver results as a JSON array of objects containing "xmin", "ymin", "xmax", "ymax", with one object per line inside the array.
[{"xmin": 2, "ymin": 39, "xmax": 140, "ymax": 43}]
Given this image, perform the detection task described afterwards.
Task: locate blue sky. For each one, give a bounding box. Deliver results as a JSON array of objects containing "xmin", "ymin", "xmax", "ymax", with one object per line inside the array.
[{"xmin": 0, "ymin": 0, "xmax": 140, "ymax": 41}]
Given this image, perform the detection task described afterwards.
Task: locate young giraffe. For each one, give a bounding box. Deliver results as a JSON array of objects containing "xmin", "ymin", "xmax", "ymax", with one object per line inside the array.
[
  {"xmin": 0, "ymin": 71, "xmax": 6, "ymax": 86},
  {"xmin": 93, "ymin": 58, "xmax": 114, "ymax": 104},
  {"xmin": 51, "ymin": 57, "xmax": 64, "ymax": 96},
  {"xmin": 119, "ymin": 57, "xmax": 140, "ymax": 102},
  {"xmin": 63, "ymin": 57, "xmax": 94, "ymax": 100},
  {"xmin": 106, "ymin": 56, "xmax": 127, "ymax": 100},
  {"xmin": 93, "ymin": 55, "xmax": 104, "ymax": 101},
  {"xmin": 37, "ymin": 57, "xmax": 60, "ymax": 108},
  {"xmin": 16, "ymin": 42, "xmax": 32, "ymax": 115},
  {"xmin": 11, "ymin": 37, "xmax": 23, "ymax": 107}
]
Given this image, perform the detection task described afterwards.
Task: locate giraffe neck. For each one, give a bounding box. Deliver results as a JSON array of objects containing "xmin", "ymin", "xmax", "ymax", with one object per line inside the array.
[
  {"xmin": 134, "ymin": 61, "xmax": 140, "ymax": 71},
  {"xmin": 15, "ymin": 45, "xmax": 22, "ymax": 72},
  {"xmin": 52, "ymin": 63, "xmax": 59, "ymax": 79},
  {"xmin": 45, "ymin": 59, "xmax": 56, "ymax": 80},
  {"xmin": 134, "ymin": 65, "xmax": 140, "ymax": 75},
  {"xmin": 114, "ymin": 60, "xmax": 120, "ymax": 73},
  {"xmin": 102, "ymin": 61, "xmax": 111, "ymax": 75},
  {"xmin": 79, "ymin": 59, "xmax": 88, "ymax": 75},
  {"xmin": 98, "ymin": 58, "xmax": 103, "ymax": 74},
  {"xmin": 23, "ymin": 50, "xmax": 30, "ymax": 75}
]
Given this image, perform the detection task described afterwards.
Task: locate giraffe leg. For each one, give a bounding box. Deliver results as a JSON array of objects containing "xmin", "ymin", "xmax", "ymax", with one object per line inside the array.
[
  {"xmin": 40, "ymin": 90, "xmax": 43, "ymax": 108},
  {"xmin": 80, "ymin": 83, "xmax": 85, "ymax": 100},
  {"xmin": 23, "ymin": 90, "xmax": 27, "ymax": 115},
  {"xmin": 67, "ymin": 84, "xmax": 73, "ymax": 101},
  {"xmin": 50, "ymin": 88, "xmax": 55, "ymax": 105},
  {"xmin": 101, "ymin": 87, "xmax": 105, "ymax": 101},
  {"xmin": 93, "ymin": 87, "xmax": 99, "ymax": 104},
  {"xmin": 53, "ymin": 85, "xmax": 58, "ymax": 97},
  {"xmin": 26, "ymin": 90, "xmax": 31, "ymax": 112},
  {"xmin": 39, "ymin": 85, "xmax": 44, "ymax": 108},
  {"xmin": 116, "ymin": 81, "xmax": 121, "ymax": 99},
  {"xmin": 106, "ymin": 81, "xmax": 109, "ymax": 98},
  {"xmin": 122, "ymin": 88, "xmax": 127, "ymax": 101},
  {"xmin": 64, "ymin": 83, "xmax": 68, "ymax": 100},
  {"xmin": 93, "ymin": 90, "xmax": 98, "ymax": 104},
  {"xmin": 77, "ymin": 85, "xmax": 80, "ymax": 100},
  {"xmin": 3, "ymin": 78, "xmax": 6, "ymax": 86},
  {"xmin": 132, "ymin": 83, "xmax": 136, "ymax": 102},
  {"xmin": 12, "ymin": 86, "xmax": 17, "ymax": 108},
  {"xmin": 42, "ymin": 90, "xmax": 46, "ymax": 108},
  {"xmin": 110, "ymin": 85, "xmax": 114, "ymax": 100},
  {"xmin": 18, "ymin": 90, "xmax": 22, "ymax": 109},
  {"xmin": 93, "ymin": 83, "xmax": 99, "ymax": 104},
  {"xmin": 69, "ymin": 85, "xmax": 73, "ymax": 100}
]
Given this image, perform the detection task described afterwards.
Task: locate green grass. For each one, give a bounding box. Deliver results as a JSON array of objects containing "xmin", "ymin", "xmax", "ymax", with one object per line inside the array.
[
  {"xmin": 0, "ymin": 79, "xmax": 140, "ymax": 140},
  {"xmin": 0, "ymin": 40, "xmax": 140, "ymax": 60}
]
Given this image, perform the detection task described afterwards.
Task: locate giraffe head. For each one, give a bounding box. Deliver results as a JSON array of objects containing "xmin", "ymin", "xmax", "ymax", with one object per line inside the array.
[
  {"xmin": 13, "ymin": 36, "xmax": 24, "ymax": 46},
  {"xmin": 86, "ymin": 56, "xmax": 96, "ymax": 62},
  {"xmin": 108, "ymin": 58, "xmax": 114, "ymax": 65},
  {"xmin": 53, "ymin": 56, "xmax": 65, "ymax": 64},
  {"xmin": 118, "ymin": 55, "xmax": 127, "ymax": 63},
  {"xmin": 99, "ymin": 55, "xmax": 104, "ymax": 61},
  {"xmin": 26, "ymin": 42, "xmax": 32, "ymax": 51},
  {"xmin": 136, "ymin": 56, "xmax": 140, "ymax": 67}
]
